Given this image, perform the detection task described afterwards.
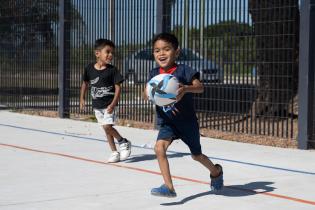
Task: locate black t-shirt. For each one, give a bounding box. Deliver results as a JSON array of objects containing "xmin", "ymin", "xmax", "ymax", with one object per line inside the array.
[{"xmin": 82, "ymin": 63, "xmax": 124, "ymax": 109}]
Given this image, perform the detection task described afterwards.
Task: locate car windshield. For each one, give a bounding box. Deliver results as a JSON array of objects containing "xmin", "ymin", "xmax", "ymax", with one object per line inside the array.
[{"xmin": 178, "ymin": 49, "xmax": 200, "ymax": 61}]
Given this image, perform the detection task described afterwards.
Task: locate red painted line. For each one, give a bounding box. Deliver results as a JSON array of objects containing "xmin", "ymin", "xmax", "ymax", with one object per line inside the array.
[{"xmin": 1, "ymin": 143, "xmax": 315, "ymax": 206}]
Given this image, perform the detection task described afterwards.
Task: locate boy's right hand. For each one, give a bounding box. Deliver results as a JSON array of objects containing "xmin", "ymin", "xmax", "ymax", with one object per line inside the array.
[
  {"xmin": 176, "ymin": 84, "xmax": 187, "ymax": 102},
  {"xmin": 79, "ymin": 100, "xmax": 85, "ymax": 111},
  {"xmin": 143, "ymin": 85, "xmax": 149, "ymax": 100}
]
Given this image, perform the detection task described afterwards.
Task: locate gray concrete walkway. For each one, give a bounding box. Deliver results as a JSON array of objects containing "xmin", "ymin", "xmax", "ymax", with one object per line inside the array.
[{"xmin": 0, "ymin": 110, "xmax": 315, "ymax": 210}]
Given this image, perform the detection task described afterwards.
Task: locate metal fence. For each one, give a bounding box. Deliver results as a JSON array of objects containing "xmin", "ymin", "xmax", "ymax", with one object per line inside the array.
[
  {"xmin": 298, "ymin": 0, "xmax": 315, "ymax": 149},
  {"xmin": 0, "ymin": 0, "xmax": 59, "ymax": 110},
  {"xmin": 0, "ymin": 0, "xmax": 305, "ymax": 144}
]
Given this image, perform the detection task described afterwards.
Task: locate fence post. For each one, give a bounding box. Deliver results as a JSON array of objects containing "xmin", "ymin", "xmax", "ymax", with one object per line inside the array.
[
  {"xmin": 154, "ymin": 0, "xmax": 173, "ymax": 129},
  {"xmin": 109, "ymin": 0, "xmax": 115, "ymax": 42},
  {"xmin": 155, "ymin": 0, "xmax": 163, "ymax": 129},
  {"xmin": 298, "ymin": 0, "xmax": 315, "ymax": 149},
  {"xmin": 156, "ymin": 0, "xmax": 171, "ymax": 33},
  {"xmin": 58, "ymin": 0, "xmax": 70, "ymax": 118},
  {"xmin": 182, "ymin": 0, "xmax": 189, "ymax": 47}
]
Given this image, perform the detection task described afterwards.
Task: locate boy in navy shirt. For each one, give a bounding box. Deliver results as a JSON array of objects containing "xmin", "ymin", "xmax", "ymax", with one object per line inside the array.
[
  {"xmin": 80, "ymin": 39, "xmax": 131, "ymax": 163},
  {"xmin": 145, "ymin": 33, "xmax": 223, "ymax": 197}
]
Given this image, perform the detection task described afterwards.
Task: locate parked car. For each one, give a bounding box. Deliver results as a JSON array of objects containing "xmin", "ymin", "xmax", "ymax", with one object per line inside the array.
[{"xmin": 122, "ymin": 48, "xmax": 223, "ymax": 84}]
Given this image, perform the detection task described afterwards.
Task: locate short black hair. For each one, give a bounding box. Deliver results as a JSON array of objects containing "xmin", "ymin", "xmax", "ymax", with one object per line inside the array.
[
  {"xmin": 152, "ymin": 33, "xmax": 179, "ymax": 50},
  {"xmin": 94, "ymin": 38, "xmax": 115, "ymax": 50}
]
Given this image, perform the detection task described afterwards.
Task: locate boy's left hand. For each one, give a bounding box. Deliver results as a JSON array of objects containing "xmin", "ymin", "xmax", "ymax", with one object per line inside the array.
[{"xmin": 176, "ymin": 84, "xmax": 186, "ymax": 101}]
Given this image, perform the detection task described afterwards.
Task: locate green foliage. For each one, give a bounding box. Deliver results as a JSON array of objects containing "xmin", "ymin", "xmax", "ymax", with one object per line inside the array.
[
  {"xmin": 0, "ymin": 0, "xmax": 84, "ymax": 61},
  {"xmin": 70, "ymin": 44, "xmax": 94, "ymax": 66},
  {"xmin": 172, "ymin": 21, "xmax": 256, "ymax": 75}
]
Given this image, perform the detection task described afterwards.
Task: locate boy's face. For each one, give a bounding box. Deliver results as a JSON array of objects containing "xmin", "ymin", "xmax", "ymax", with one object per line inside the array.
[
  {"xmin": 95, "ymin": 45, "xmax": 114, "ymax": 64},
  {"xmin": 153, "ymin": 39, "xmax": 179, "ymax": 70}
]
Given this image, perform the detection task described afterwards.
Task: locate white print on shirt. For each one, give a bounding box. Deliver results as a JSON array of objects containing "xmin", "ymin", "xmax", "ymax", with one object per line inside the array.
[
  {"xmin": 90, "ymin": 77, "xmax": 99, "ymax": 85},
  {"xmin": 91, "ymin": 86, "xmax": 114, "ymax": 99}
]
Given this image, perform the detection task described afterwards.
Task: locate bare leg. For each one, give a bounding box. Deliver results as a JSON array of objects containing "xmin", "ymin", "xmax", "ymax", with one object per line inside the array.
[
  {"xmin": 108, "ymin": 126, "xmax": 123, "ymax": 140},
  {"xmin": 103, "ymin": 125, "xmax": 118, "ymax": 151},
  {"xmin": 103, "ymin": 124, "xmax": 123, "ymax": 140},
  {"xmin": 192, "ymin": 154, "xmax": 220, "ymax": 176},
  {"xmin": 154, "ymin": 139, "xmax": 174, "ymax": 191}
]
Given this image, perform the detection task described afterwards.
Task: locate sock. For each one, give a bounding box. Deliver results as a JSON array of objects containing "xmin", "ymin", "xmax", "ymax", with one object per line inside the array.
[{"xmin": 118, "ymin": 138, "xmax": 128, "ymax": 144}]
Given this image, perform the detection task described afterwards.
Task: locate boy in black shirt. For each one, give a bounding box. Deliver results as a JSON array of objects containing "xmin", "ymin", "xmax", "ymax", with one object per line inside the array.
[{"xmin": 80, "ymin": 39, "xmax": 131, "ymax": 163}]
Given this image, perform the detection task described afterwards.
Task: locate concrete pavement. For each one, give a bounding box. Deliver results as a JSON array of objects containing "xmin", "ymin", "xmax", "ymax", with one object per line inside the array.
[{"xmin": 0, "ymin": 110, "xmax": 314, "ymax": 210}]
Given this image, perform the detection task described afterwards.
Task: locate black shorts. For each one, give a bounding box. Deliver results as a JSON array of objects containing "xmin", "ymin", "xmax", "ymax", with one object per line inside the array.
[{"xmin": 157, "ymin": 121, "xmax": 202, "ymax": 155}]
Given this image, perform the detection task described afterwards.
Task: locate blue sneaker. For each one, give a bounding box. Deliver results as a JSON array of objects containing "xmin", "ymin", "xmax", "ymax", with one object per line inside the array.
[
  {"xmin": 210, "ymin": 164, "xmax": 224, "ymax": 191},
  {"xmin": 151, "ymin": 184, "xmax": 177, "ymax": 197}
]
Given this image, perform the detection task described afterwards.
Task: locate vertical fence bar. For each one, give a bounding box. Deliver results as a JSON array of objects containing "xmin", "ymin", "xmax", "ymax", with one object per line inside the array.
[
  {"xmin": 58, "ymin": 0, "xmax": 70, "ymax": 118},
  {"xmin": 156, "ymin": 0, "xmax": 162, "ymax": 33},
  {"xmin": 200, "ymin": 0, "xmax": 204, "ymax": 55},
  {"xmin": 156, "ymin": 0, "xmax": 167, "ymax": 33},
  {"xmin": 109, "ymin": 0, "xmax": 115, "ymax": 42},
  {"xmin": 182, "ymin": 0, "xmax": 189, "ymax": 48},
  {"xmin": 298, "ymin": 0, "xmax": 315, "ymax": 149},
  {"xmin": 154, "ymin": 0, "xmax": 164, "ymax": 128}
]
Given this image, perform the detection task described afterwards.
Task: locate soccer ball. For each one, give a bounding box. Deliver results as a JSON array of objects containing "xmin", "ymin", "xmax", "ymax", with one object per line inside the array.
[{"xmin": 146, "ymin": 74, "xmax": 179, "ymax": 106}]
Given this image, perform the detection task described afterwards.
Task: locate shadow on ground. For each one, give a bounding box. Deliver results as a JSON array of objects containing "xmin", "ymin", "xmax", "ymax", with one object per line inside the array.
[
  {"xmin": 124, "ymin": 152, "xmax": 191, "ymax": 163},
  {"xmin": 160, "ymin": 181, "xmax": 275, "ymax": 206}
]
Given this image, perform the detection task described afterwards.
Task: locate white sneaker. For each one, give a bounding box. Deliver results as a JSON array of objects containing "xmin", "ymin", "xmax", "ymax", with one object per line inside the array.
[
  {"xmin": 119, "ymin": 140, "xmax": 131, "ymax": 161},
  {"xmin": 107, "ymin": 151, "xmax": 120, "ymax": 163}
]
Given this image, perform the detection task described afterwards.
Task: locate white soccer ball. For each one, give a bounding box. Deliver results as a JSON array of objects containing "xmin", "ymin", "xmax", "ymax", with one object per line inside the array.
[{"xmin": 146, "ymin": 74, "xmax": 179, "ymax": 106}]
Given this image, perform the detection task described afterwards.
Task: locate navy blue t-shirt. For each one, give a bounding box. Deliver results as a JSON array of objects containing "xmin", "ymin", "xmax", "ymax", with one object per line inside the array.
[{"xmin": 148, "ymin": 64, "xmax": 200, "ymax": 125}]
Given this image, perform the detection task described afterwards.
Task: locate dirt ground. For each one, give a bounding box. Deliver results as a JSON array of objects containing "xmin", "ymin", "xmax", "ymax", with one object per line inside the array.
[{"xmin": 14, "ymin": 109, "xmax": 298, "ymax": 149}]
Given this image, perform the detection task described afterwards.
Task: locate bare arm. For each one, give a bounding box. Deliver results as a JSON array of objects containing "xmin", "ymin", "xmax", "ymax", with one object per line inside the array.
[
  {"xmin": 144, "ymin": 84, "xmax": 149, "ymax": 100},
  {"xmin": 80, "ymin": 81, "xmax": 88, "ymax": 111},
  {"xmin": 176, "ymin": 77, "xmax": 204, "ymax": 101}
]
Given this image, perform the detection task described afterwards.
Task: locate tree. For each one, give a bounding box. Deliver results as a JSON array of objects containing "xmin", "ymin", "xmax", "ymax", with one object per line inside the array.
[
  {"xmin": 171, "ymin": 21, "xmax": 254, "ymax": 75},
  {"xmin": 0, "ymin": 0, "xmax": 83, "ymax": 59},
  {"xmin": 248, "ymin": 0, "xmax": 299, "ymax": 117}
]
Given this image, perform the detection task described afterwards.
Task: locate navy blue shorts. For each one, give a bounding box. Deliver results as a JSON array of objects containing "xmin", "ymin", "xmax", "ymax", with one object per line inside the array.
[{"xmin": 157, "ymin": 121, "xmax": 202, "ymax": 155}]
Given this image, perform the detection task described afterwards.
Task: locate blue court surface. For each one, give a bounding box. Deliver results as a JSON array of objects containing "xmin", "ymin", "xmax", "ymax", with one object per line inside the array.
[{"xmin": 0, "ymin": 110, "xmax": 315, "ymax": 210}]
